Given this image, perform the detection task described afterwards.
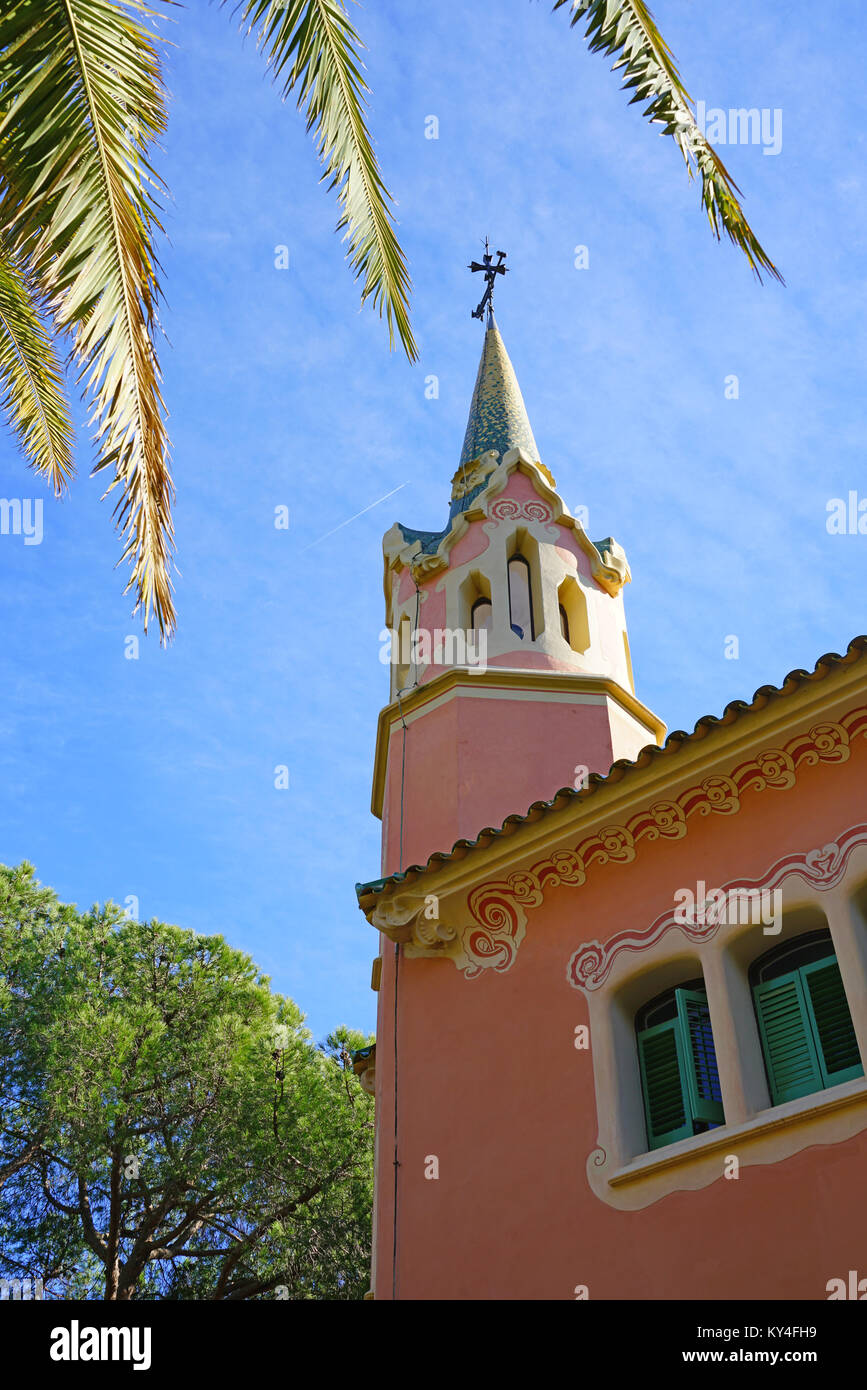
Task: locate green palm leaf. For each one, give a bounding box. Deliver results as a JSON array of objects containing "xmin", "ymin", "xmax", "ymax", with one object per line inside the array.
[
  {"xmin": 0, "ymin": 237, "xmax": 73, "ymax": 494},
  {"xmin": 553, "ymin": 0, "xmax": 783, "ymax": 284},
  {"xmin": 0, "ymin": 0, "xmax": 176, "ymax": 636},
  {"xmin": 229, "ymin": 0, "xmax": 417, "ymax": 361}
]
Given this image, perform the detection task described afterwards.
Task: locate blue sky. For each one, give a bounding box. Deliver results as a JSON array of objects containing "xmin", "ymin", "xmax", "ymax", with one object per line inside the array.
[{"xmin": 1, "ymin": 0, "xmax": 865, "ymax": 1040}]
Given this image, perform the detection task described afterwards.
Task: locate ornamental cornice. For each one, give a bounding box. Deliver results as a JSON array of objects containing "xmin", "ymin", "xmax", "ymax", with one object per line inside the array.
[
  {"xmin": 462, "ymin": 711, "xmax": 867, "ymax": 978},
  {"xmin": 568, "ymin": 821, "xmax": 867, "ymax": 995},
  {"xmin": 365, "ymin": 705, "xmax": 867, "ymax": 978},
  {"xmin": 381, "ymin": 448, "xmax": 630, "ymax": 596}
]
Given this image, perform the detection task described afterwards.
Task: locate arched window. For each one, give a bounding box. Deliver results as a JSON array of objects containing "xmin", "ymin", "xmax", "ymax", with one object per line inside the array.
[
  {"xmin": 557, "ymin": 574, "xmax": 590, "ymax": 653},
  {"xmin": 507, "ymin": 554, "xmax": 534, "ymax": 640},
  {"xmin": 750, "ymin": 930, "xmax": 863, "ymax": 1105},
  {"xmin": 635, "ymin": 980, "xmax": 724, "ymax": 1150},
  {"xmin": 471, "ymin": 597, "xmax": 492, "ymax": 633}
]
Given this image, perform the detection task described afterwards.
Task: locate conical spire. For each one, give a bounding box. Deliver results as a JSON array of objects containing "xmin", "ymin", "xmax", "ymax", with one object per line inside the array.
[{"xmin": 458, "ymin": 314, "xmax": 539, "ymax": 469}]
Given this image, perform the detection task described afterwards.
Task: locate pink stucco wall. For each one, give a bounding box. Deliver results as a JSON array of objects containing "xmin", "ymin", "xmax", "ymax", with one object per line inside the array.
[
  {"xmin": 380, "ymin": 689, "xmax": 619, "ymax": 874},
  {"xmin": 372, "ymin": 699, "xmax": 867, "ymax": 1299}
]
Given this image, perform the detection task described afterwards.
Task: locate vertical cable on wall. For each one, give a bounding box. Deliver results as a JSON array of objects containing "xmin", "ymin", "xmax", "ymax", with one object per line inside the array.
[{"xmin": 391, "ymin": 553, "xmax": 421, "ymax": 1301}]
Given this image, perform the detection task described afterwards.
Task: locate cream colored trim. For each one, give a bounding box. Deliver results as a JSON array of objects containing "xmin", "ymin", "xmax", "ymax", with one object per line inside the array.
[
  {"xmin": 382, "ymin": 452, "xmax": 630, "ymax": 597},
  {"xmin": 607, "ymin": 1080, "xmax": 867, "ymax": 1193},
  {"xmin": 366, "ymin": 665, "xmax": 867, "ymax": 909},
  {"xmin": 386, "ymin": 711, "xmax": 867, "ymax": 978},
  {"xmin": 370, "ymin": 666, "xmax": 665, "ymax": 817},
  {"xmin": 581, "ymin": 843, "xmax": 867, "ymax": 1209}
]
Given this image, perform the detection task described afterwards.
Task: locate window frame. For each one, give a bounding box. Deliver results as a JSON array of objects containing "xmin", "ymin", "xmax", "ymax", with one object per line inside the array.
[
  {"xmin": 470, "ymin": 596, "xmax": 493, "ymax": 633},
  {"xmin": 636, "ymin": 984, "xmax": 724, "ymax": 1151},
  {"xmin": 507, "ymin": 553, "xmax": 535, "ymax": 641},
  {"xmin": 752, "ymin": 947, "xmax": 864, "ymax": 1105}
]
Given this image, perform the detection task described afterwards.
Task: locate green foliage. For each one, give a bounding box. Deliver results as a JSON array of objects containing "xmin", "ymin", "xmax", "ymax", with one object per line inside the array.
[
  {"xmin": 0, "ymin": 0, "xmax": 782, "ymax": 636},
  {"xmin": 552, "ymin": 0, "xmax": 783, "ymax": 283},
  {"xmin": 0, "ymin": 235, "xmax": 73, "ymax": 492},
  {"xmin": 229, "ymin": 1, "xmax": 417, "ymax": 363},
  {"xmin": 0, "ymin": 0, "xmax": 175, "ymax": 636},
  {"xmin": 0, "ymin": 863, "xmax": 375, "ymax": 1300},
  {"xmin": 0, "ymin": 0, "xmax": 414, "ymax": 639}
]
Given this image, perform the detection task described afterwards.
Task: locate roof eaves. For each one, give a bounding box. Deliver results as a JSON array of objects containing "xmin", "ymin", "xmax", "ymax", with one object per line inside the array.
[{"xmin": 355, "ymin": 636, "xmax": 867, "ymax": 905}]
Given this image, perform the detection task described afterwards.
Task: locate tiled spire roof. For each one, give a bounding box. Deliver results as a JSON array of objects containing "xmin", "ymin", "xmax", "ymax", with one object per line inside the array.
[{"xmin": 458, "ymin": 314, "xmax": 539, "ymax": 468}]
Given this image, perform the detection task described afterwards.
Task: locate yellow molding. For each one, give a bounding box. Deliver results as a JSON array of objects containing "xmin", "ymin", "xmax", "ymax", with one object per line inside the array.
[
  {"xmin": 364, "ymin": 654, "xmax": 867, "ymax": 912},
  {"xmin": 606, "ymin": 1079, "xmax": 867, "ymax": 1196},
  {"xmin": 364, "ymin": 706, "xmax": 867, "ymax": 982},
  {"xmin": 370, "ymin": 666, "xmax": 665, "ymax": 818},
  {"xmin": 382, "ymin": 452, "xmax": 630, "ymax": 605}
]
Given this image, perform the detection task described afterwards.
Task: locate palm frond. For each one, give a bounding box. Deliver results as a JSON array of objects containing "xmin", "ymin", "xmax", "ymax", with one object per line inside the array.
[
  {"xmin": 0, "ymin": 237, "xmax": 74, "ymax": 494},
  {"xmin": 229, "ymin": 1, "xmax": 417, "ymax": 360},
  {"xmin": 553, "ymin": 0, "xmax": 783, "ymax": 284},
  {"xmin": 0, "ymin": 0, "xmax": 176, "ymax": 637}
]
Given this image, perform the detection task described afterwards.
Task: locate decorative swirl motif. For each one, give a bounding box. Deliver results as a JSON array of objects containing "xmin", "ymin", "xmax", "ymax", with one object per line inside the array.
[
  {"xmin": 569, "ymin": 942, "xmax": 605, "ymax": 990},
  {"xmin": 589, "ymin": 1147, "xmax": 607, "ymax": 1169},
  {"xmin": 489, "ymin": 498, "xmax": 520, "ymax": 521},
  {"xmin": 585, "ymin": 826, "xmax": 635, "ymax": 866},
  {"xmin": 415, "ymin": 916, "xmax": 458, "ymax": 948},
  {"xmin": 544, "ymin": 851, "xmax": 586, "ymax": 888},
  {"xmin": 567, "ymin": 823, "xmax": 867, "ymax": 993},
  {"xmin": 699, "ymin": 775, "xmax": 740, "ymax": 815},
  {"xmin": 489, "ymin": 497, "xmax": 553, "ymax": 524},
  {"xmin": 468, "ymin": 887, "xmax": 518, "ymax": 930},
  {"xmin": 456, "ymin": 705, "xmax": 867, "ymax": 978},
  {"xmin": 751, "ymin": 748, "xmax": 796, "ymax": 790},
  {"xmin": 506, "ymin": 872, "xmax": 545, "ymax": 907},
  {"xmin": 803, "ymin": 722, "xmax": 849, "ymax": 764},
  {"xmin": 464, "ymin": 928, "xmax": 514, "ymax": 977},
  {"xmin": 805, "ymin": 842, "xmax": 843, "ymax": 877},
  {"xmin": 644, "ymin": 800, "xmax": 686, "ymax": 840},
  {"xmin": 464, "ymin": 884, "xmax": 527, "ymax": 978}
]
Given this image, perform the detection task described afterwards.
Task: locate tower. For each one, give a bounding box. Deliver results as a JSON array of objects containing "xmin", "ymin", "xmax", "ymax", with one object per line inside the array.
[
  {"xmin": 373, "ymin": 274, "xmax": 665, "ymax": 879},
  {"xmin": 355, "ymin": 259, "xmax": 867, "ymax": 1306}
]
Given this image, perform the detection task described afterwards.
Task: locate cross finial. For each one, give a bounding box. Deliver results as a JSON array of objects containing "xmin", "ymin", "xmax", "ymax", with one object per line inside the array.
[{"xmin": 468, "ymin": 237, "xmax": 507, "ymax": 324}]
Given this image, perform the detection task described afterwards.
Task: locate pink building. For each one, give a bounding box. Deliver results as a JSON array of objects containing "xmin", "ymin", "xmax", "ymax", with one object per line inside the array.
[{"xmin": 355, "ymin": 305, "xmax": 867, "ymax": 1301}]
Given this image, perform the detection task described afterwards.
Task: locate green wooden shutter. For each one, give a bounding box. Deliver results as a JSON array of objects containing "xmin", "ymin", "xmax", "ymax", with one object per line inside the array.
[
  {"xmin": 753, "ymin": 970, "xmax": 824, "ymax": 1104},
  {"xmin": 637, "ymin": 1018, "xmax": 692, "ymax": 1149},
  {"xmin": 802, "ymin": 956, "xmax": 864, "ymax": 1087},
  {"xmin": 676, "ymin": 989, "xmax": 725, "ymax": 1126}
]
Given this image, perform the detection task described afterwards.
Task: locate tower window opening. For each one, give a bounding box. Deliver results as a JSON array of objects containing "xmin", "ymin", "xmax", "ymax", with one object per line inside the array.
[
  {"xmin": 508, "ymin": 554, "xmax": 534, "ymax": 640},
  {"xmin": 460, "ymin": 570, "xmax": 492, "ymax": 636},
  {"xmin": 557, "ymin": 574, "xmax": 590, "ymax": 654},
  {"xmin": 471, "ymin": 597, "xmax": 493, "ymax": 632}
]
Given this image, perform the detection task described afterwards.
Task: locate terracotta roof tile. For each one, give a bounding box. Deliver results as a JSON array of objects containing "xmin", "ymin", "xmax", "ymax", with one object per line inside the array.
[{"xmin": 356, "ymin": 635, "xmax": 867, "ymax": 905}]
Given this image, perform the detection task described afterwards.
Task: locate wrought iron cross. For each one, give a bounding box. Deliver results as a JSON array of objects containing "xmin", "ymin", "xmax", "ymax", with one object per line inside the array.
[{"xmin": 468, "ymin": 238, "xmax": 508, "ymax": 322}]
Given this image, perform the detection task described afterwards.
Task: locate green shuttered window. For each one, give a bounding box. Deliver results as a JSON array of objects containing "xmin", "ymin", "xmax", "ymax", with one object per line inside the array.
[
  {"xmin": 637, "ymin": 987, "xmax": 725, "ymax": 1151},
  {"xmin": 753, "ymin": 953, "xmax": 863, "ymax": 1105}
]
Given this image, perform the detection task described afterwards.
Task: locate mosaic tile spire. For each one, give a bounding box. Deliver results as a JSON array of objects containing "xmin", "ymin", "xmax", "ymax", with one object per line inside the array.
[{"xmin": 458, "ymin": 314, "xmax": 539, "ymax": 468}]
